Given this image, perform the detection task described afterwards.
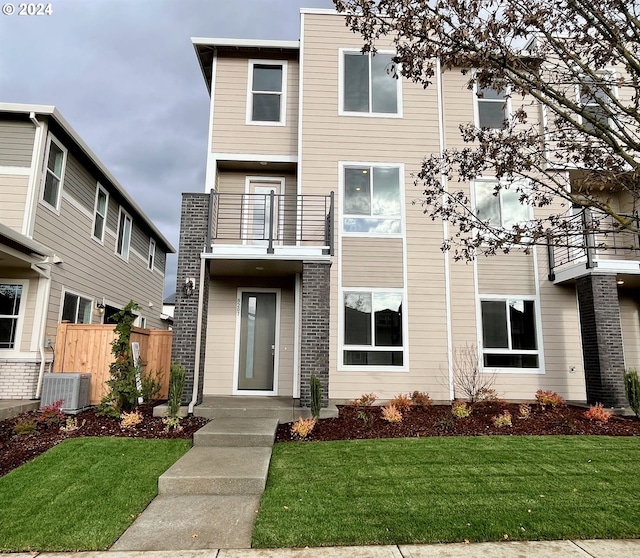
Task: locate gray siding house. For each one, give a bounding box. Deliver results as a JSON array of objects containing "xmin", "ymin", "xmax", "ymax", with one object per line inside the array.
[{"xmin": 0, "ymin": 103, "xmax": 175, "ymax": 399}]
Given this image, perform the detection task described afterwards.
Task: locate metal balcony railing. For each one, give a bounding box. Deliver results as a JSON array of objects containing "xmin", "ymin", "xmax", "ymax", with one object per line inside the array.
[{"xmin": 207, "ymin": 191, "xmax": 334, "ymax": 255}]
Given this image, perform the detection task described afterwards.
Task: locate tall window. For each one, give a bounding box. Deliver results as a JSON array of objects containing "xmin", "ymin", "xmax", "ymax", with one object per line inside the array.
[
  {"xmin": 248, "ymin": 60, "xmax": 286, "ymax": 124},
  {"xmin": 476, "ymin": 86, "xmax": 508, "ymax": 129},
  {"xmin": 342, "ymin": 51, "xmax": 399, "ymax": 115},
  {"xmin": 116, "ymin": 208, "xmax": 132, "ymax": 260},
  {"xmin": 475, "ymin": 180, "xmax": 530, "ymax": 229},
  {"xmin": 343, "ymin": 165, "xmax": 402, "ymax": 234},
  {"xmin": 61, "ymin": 291, "xmax": 92, "ymax": 324},
  {"xmin": 0, "ymin": 284, "xmax": 22, "ymax": 350},
  {"xmin": 148, "ymin": 238, "xmax": 156, "ymax": 271},
  {"xmin": 92, "ymin": 184, "xmax": 108, "ymax": 242},
  {"xmin": 580, "ymin": 72, "xmax": 614, "ymax": 132},
  {"xmin": 481, "ymin": 298, "xmax": 539, "ymax": 368},
  {"xmin": 42, "ymin": 136, "xmax": 67, "ymax": 210},
  {"xmin": 343, "ymin": 291, "xmax": 404, "ymax": 366}
]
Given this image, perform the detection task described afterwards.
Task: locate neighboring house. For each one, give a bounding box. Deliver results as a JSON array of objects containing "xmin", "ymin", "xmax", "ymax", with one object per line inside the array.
[
  {"xmin": 161, "ymin": 293, "xmax": 175, "ymax": 328},
  {"xmin": 172, "ymin": 9, "xmax": 639, "ymax": 409},
  {"xmin": 0, "ymin": 103, "xmax": 175, "ymax": 399}
]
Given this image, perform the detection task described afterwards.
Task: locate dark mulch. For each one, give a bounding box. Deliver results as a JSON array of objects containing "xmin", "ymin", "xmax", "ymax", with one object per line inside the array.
[
  {"xmin": 0, "ymin": 404, "xmax": 208, "ymax": 478},
  {"xmin": 275, "ymin": 402, "xmax": 640, "ymax": 443}
]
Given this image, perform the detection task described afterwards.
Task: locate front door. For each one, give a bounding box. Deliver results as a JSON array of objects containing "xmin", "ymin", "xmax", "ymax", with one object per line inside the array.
[
  {"xmin": 236, "ymin": 290, "xmax": 278, "ymax": 393},
  {"xmin": 245, "ymin": 180, "xmax": 282, "ymax": 245}
]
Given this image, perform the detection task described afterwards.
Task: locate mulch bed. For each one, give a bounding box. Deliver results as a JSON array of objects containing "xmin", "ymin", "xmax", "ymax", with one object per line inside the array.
[
  {"xmin": 0, "ymin": 404, "xmax": 208, "ymax": 478},
  {"xmin": 275, "ymin": 402, "xmax": 640, "ymax": 443}
]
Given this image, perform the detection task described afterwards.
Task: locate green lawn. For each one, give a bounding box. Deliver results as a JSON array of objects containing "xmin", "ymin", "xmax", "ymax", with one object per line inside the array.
[
  {"xmin": 253, "ymin": 436, "xmax": 640, "ymax": 548},
  {"xmin": 0, "ymin": 437, "xmax": 190, "ymax": 552}
]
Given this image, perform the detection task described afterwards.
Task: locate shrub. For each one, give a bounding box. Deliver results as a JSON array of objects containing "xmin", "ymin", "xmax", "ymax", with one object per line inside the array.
[
  {"xmin": 381, "ymin": 404, "xmax": 403, "ymax": 423},
  {"xmin": 13, "ymin": 417, "xmax": 37, "ymax": 436},
  {"xmin": 453, "ymin": 343, "xmax": 496, "ymax": 402},
  {"xmin": 162, "ymin": 416, "xmax": 183, "ymax": 432},
  {"xmin": 60, "ymin": 417, "xmax": 85, "ymax": 432},
  {"xmin": 535, "ymin": 390, "xmax": 565, "ymax": 409},
  {"xmin": 451, "ymin": 400, "xmax": 471, "ymax": 418},
  {"xmin": 518, "ymin": 403, "xmax": 531, "ymax": 419},
  {"xmin": 120, "ymin": 410, "xmax": 143, "ymax": 429},
  {"xmin": 140, "ymin": 368, "xmax": 164, "ymax": 403},
  {"xmin": 624, "ymin": 368, "xmax": 640, "ymax": 418},
  {"xmin": 291, "ymin": 417, "xmax": 316, "ymax": 439},
  {"xmin": 410, "ymin": 391, "xmax": 432, "ymax": 406},
  {"xmin": 351, "ymin": 393, "xmax": 377, "ymax": 407},
  {"xmin": 476, "ymin": 388, "xmax": 498, "ymax": 403},
  {"xmin": 37, "ymin": 399, "xmax": 65, "ymax": 427},
  {"xmin": 310, "ymin": 374, "xmax": 322, "ymax": 419},
  {"xmin": 167, "ymin": 362, "xmax": 186, "ymax": 419},
  {"xmin": 584, "ymin": 403, "xmax": 613, "ymax": 423},
  {"xmin": 493, "ymin": 410, "xmax": 512, "ymax": 427},
  {"xmin": 390, "ymin": 393, "xmax": 412, "ymax": 412}
]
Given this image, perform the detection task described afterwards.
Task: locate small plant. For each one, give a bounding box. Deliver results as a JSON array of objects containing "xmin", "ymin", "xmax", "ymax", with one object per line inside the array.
[
  {"xmin": 351, "ymin": 393, "xmax": 377, "ymax": 407},
  {"xmin": 310, "ymin": 374, "xmax": 322, "ymax": 419},
  {"xmin": 13, "ymin": 417, "xmax": 37, "ymax": 436},
  {"xmin": 140, "ymin": 368, "xmax": 164, "ymax": 403},
  {"xmin": 167, "ymin": 362, "xmax": 186, "ymax": 418},
  {"xmin": 475, "ymin": 388, "xmax": 498, "ymax": 403},
  {"xmin": 584, "ymin": 403, "xmax": 613, "ymax": 423},
  {"xmin": 624, "ymin": 368, "xmax": 640, "ymax": 418},
  {"xmin": 60, "ymin": 416, "xmax": 85, "ymax": 432},
  {"xmin": 410, "ymin": 391, "xmax": 432, "ymax": 406},
  {"xmin": 493, "ymin": 410, "xmax": 512, "ymax": 427},
  {"xmin": 120, "ymin": 410, "xmax": 143, "ymax": 429},
  {"xmin": 438, "ymin": 415, "xmax": 455, "ymax": 431},
  {"xmin": 37, "ymin": 399, "xmax": 65, "ymax": 427},
  {"xmin": 381, "ymin": 404, "xmax": 403, "ymax": 423},
  {"xmin": 291, "ymin": 417, "xmax": 316, "ymax": 439},
  {"xmin": 390, "ymin": 393, "xmax": 412, "ymax": 412},
  {"xmin": 451, "ymin": 400, "xmax": 471, "ymax": 418},
  {"xmin": 162, "ymin": 415, "xmax": 183, "ymax": 432},
  {"xmin": 453, "ymin": 343, "xmax": 496, "ymax": 402},
  {"xmin": 518, "ymin": 403, "xmax": 531, "ymax": 419},
  {"xmin": 535, "ymin": 390, "xmax": 565, "ymax": 409},
  {"xmin": 356, "ymin": 410, "xmax": 368, "ymax": 425}
]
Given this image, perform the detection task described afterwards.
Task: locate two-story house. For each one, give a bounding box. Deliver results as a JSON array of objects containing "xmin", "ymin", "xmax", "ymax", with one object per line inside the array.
[
  {"xmin": 172, "ymin": 8, "xmax": 639, "ymax": 411},
  {"xmin": 0, "ymin": 103, "xmax": 175, "ymax": 400}
]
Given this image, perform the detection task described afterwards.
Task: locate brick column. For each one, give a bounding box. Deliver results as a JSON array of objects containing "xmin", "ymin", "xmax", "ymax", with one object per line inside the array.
[
  {"xmin": 576, "ymin": 274, "xmax": 627, "ymax": 407},
  {"xmin": 300, "ymin": 261, "xmax": 331, "ymax": 407},
  {"xmin": 171, "ymin": 193, "xmax": 210, "ymax": 406}
]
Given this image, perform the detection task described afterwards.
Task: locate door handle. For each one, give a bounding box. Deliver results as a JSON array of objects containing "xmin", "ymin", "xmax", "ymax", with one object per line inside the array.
[{"xmin": 271, "ymin": 344, "xmax": 275, "ymax": 356}]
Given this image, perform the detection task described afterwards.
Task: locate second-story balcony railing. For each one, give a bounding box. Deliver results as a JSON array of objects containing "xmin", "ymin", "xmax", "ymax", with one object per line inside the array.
[
  {"xmin": 547, "ymin": 209, "xmax": 640, "ymax": 281},
  {"xmin": 207, "ymin": 191, "xmax": 334, "ymax": 256}
]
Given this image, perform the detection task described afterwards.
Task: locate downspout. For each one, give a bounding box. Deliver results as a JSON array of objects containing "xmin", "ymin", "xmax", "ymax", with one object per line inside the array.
[
  {"xmin": 31, "ymin": 261, "xmax": 52, "ymax": 399},
  {"xmin": 188, "ymin": 255, "xmax": 207, "ymax": 415}
]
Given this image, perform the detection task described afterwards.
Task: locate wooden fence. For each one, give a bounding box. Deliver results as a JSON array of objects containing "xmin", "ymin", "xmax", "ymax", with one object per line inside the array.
[{"xmin": 53, "ymin": 323, "xmax": 172, "ymax": 405}]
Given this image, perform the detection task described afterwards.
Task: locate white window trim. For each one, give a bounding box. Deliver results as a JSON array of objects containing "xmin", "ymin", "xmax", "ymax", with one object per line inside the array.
[
  {"xmin": 339, "ymin": 161, "xmax": 405, "ymax": 238},
  {"xmin": 473, "ymin": 82, "xmax": 512, "ymax": 130},
  {"xmin": 472, "ymin": 177, "xmax": 533, "ymax": 238},
  {"xmin": 245, "ymin": 59, "xmax": 288, "ymax": 126},
  {"xmin": 477, "ymin": 293, "xmax": 545, "ymax": 375},
  {"xmin": 39, "ymin": 133, "xmax": 67, "ymax": 214},
  {"xmin": 91, "ymin": 182, "xmax": 109, "ymax": 244},
  {"xmin": 115, "ymin": 207, "xmax": 133, "ymax": 262},
  {"xmin": 338, "ymin": 48, "xmax": 403, "ymax": 118},
  {"xmin": 148, "ymin": 238, "xmax": 156, "ymax": 271},
  {"xmin": 0, "ymin": 280, "xmax": 28, "ymax": 353},
  {"xmin": 59, "ymin": 288, "xmax": 94, "ymax": 325},
  {"xmin": 576, "ymin": 69, "xmax": 618, "ymax": 130},
  {"xmin": 338, "ymin": 287, "xmax": 408, "ymax": 372}
]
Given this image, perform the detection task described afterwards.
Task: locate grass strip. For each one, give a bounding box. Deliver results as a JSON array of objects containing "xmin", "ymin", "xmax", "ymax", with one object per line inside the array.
[
  {"xmin": 253, "ymin": 436, "xmax": 640, "ymax": 547},
  {"xmin": 0, "ymin": 437, "xmax": 190, "ymax": 552}
]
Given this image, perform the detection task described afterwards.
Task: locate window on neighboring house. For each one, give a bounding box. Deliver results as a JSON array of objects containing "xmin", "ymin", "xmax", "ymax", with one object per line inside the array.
[
  {"xmin": 248, "ymin": 60, "xmax": 286, "ymax": 124},
  {"xmin": 579, "ymin": 71, "xmax": 614, "ymax": 132},
  {"xmin": 342, "ymin": 51, "xmax": 400, "ymax": 115},
  {"xmin": 116, "ymin": 208, "xmax": 132, "ymax": 260},
  {"xmin": 103, "ymin": 305, "xmax": 120, "ymax": 324},
  {"xmin": 476, "ymin": 86, "xmax": 508, "ymax": 129},
  {"xmin": 343, "ymin": 291, "xmax": 404, "ymax": 366},
  {"xmin": 92, "ymin": 184, "xmax": 108, "ymax": 243},
  {"xmin": 475, "ymin": 180, "xmax": 530, "ymax": 229},
  {"xmin": 0, "ymin": 284, "xmax": 22, "ymax": 349},
  {"xmin": 42, "ymin": 136, "xmax": 67, "ymax": 210},
  {"xmin": 148, "ymin": 238, "xmax": 156, "ymax": 271},
  {"xmin": 61, "ymin": 291, "xmax": 92, "ymax": 324},
  {"xmin": 480, "ymin": 298, "xmax": 539, "ymax": 368},
  {"xmin": 343, "ymin": 165, "xmax": 402, "ymax": 234}
]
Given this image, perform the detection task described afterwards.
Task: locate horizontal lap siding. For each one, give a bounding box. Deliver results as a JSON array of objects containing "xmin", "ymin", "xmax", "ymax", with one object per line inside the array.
[
  {"xmin": 620, "ymin": 294, "xmax": 640, "ymax": 372},
  {"xmin": 0, "ymin": 174, "xmax": 29, "ymax": 231},
  {"xmin": 342, "ymin": 238, "xmax": 403, "ymax": 288},
  {"xmin": 477, "ymin": 252, "xmax": 536, "ymax": 295},
  {"xmin": 0, "ymin": 121, "xmax": 35, "ymax": 167},
  {"xmin": 64, "ymin": 153, "xmax": 95, "ymax": 213}
]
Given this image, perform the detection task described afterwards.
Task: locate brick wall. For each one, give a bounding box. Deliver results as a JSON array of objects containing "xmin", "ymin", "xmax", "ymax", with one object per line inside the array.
[
  {"xmin": 171, "ymin": 193, "xmax": 210, "ymax": 406},
  {"xmin": 576, "ymin": 274, "xmax": 627, "ymax": 407},
  {"xmin": 0, "ymin": 360, "xmax": 39, "ymax": 399},
  {"xmin": 300, "ymin": 261, "xmax": 331, "ymax": 407}
]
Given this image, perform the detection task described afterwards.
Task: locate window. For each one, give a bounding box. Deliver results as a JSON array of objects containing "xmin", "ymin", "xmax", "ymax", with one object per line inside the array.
[
  {"xmin": 148, "ymin": 238, "xmax": 156, "ymax": 271},
  {"xmin": 480, "ymin": 298, "xmax": 539, "ymax": 368},
  {"xmin": 247, "ymin": 60, "xmax": 287, "ymax": 124},
  {"xmin": 42, "ymin": 135, "xmax": 67, "ymax": 210},
  {"xmin": 579, "ymin": 72, "xmax": 614, "ymax": 131},
  {"xmin": 342, "ymin": 50, "xmax": 400, "ymax": 115},
  {"xmin": 343, "ymin": 165, "xmax": 402, "ymax": 234},
  {"xmin": 343, "ymin": 291, "xmax": 404, "ymax": 366},
  {"xmin": 92, "ymin": 184, "xmax": 108, "ymax": 243},
  {"xmin": 0, "ymin": 284, "xmax": 22, "ymax": 349},
  {"xmin": 116, "ymin": 208, "xmax": 132, "ymax": 260},
  {"xmin": 61, "ymin": 291, "xmax": 92, "ymax": 324},
  {"xmin": 475, "ymin": 180, "xmax": 530, "ymax": 229},
  {"xmin": 476, "ymin": 86, "xmax": 508, "ymax": 129}
]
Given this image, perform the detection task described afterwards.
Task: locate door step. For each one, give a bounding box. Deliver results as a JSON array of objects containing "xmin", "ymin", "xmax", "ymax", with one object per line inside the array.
[{"xmin": 194, "ymin": 417, "xmax": 279, "ymax": 447}]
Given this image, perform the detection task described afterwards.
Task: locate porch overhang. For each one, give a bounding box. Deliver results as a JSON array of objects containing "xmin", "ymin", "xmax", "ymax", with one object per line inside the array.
[
  {"xmin": 551, "ymin": 258, "xmax": 640, "ymax": 285},
  {"xmin": 202, "ymin": 250, "xmax": 331, "ymax": 277}
]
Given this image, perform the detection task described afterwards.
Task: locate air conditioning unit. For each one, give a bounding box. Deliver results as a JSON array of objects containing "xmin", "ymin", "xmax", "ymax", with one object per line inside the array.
[{"xmin": 40, "ymin": 373, "xmax": 92, "ymax": 413}]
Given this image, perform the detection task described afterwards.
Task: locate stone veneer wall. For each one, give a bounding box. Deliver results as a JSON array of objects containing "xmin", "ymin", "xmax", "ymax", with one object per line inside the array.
[
  {"xmin": 576, "ymin": 274, "xmax": 627, "ymax": 407},
  {"xmin": 0, "ymin": 360, "xmax": 39, "ymax": 399}
]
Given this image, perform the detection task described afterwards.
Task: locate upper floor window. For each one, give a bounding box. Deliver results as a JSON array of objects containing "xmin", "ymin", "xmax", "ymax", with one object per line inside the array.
[
  {"xmin": 42, "ymin": 135, "xmax": 67, "ymax": 211},
  {"xmin": 579, "ymin": 71, "xmax": 615, "ymax": 132},
  {"xmin": 0, "ymin": 283, "xmax": 23, "ymax": 350},
  {"xmin": 343, "ymin": 164, "xmax": 402, "ymax": 234},
  {"xmin": 247, "ymin": 60, "xmax": 287, "ymax": 125},
  {"xmin": 92, "ymin": 184, "xmax": 109, "ymax": 243},
  {"xmin": 116, "ymin": 208, "xmax": 132, "ymax": 261},
  {"xmin": 148, "ymin": 238, "xmax": 156, "ymax": 271},
  {"xmin": 341, "ymin": 50, "xmax": 400, "ymax": 115},
  {"xmin": 61, "ymin": 291, "xmax": 92, "ymax": 324},
  {"xmin": 475, "ymin": 180, "xmax": 530, "ymax": 229},
  {"xmin": 476, "ymin": 86, "xmax": 508, "ymax": 129}
]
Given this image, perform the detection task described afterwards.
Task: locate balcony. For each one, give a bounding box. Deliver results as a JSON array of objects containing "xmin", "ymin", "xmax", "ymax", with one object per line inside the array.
[{"xmin": 547, "ymin": 210, "xmax": 640, "ymax": 283}]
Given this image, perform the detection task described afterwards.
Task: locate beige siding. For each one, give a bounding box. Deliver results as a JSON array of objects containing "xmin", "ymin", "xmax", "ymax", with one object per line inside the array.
[
  {"xmin": 621, "ymin": 294, "xmax": 640, "ymax": 372},
  {"xmin": 0, "ymin": 173, "xmax": 29, "ymax": 231},
  {"xmin": 477, "ymin": 251, "xmax": 536, "ymax": 295},
  {"xmin": 342, "ymin": 238, "xmax": 403, "ymax": 288},
  {"xmin": 217, "ymin": 171, "xmax": 297, "ymax": 196},
  {"xmin": 212, "ymin": 53, "xmax": 299, "ymax": 156},
  {"xmin": 0, "ymin": 120, "xmax": 35, "ymax": 167}
]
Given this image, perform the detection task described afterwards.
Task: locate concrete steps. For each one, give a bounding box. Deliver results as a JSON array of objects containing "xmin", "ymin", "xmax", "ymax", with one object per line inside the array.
[{"xmin": 194, "ymin": 417, "xmax": 280, "ymax": 447}]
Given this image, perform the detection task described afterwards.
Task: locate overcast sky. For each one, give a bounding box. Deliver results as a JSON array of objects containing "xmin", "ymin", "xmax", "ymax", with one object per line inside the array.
[{"xmin": 0, "ymin": 0, "xmax": 334, "ymax": 296}]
